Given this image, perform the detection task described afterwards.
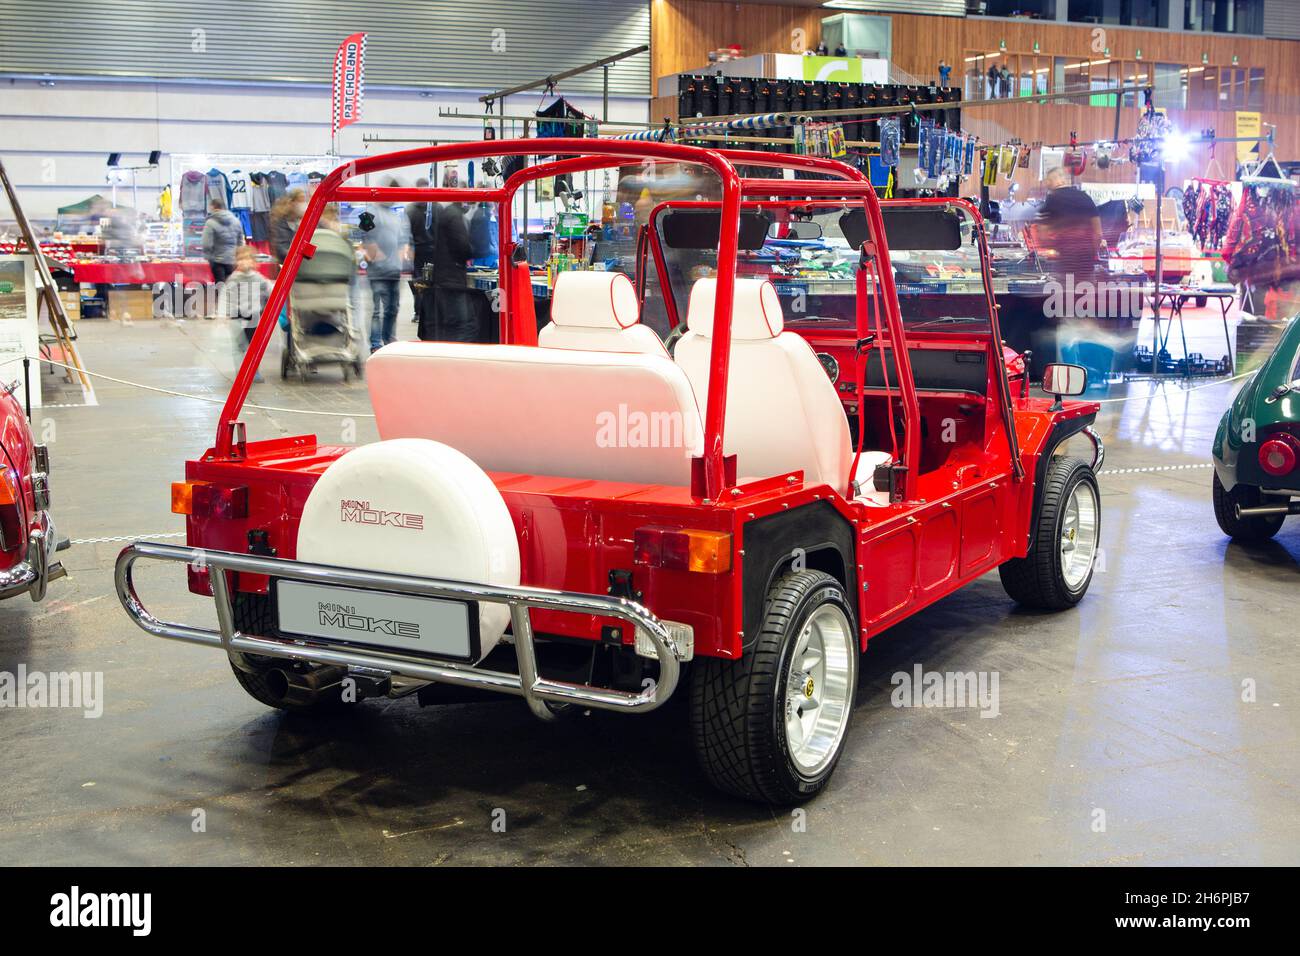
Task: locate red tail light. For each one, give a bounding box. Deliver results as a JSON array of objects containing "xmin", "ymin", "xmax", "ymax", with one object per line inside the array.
[
  {"xmin": 172, "ymin": 481, "xmax": 249, "ymax": 519},
  {"xmin": 0, "ymin": 468, "xmax": 20, "ymax": 552},
  {"xmin": 634, "ymin": 527, "xmax": 732, "ymax": 574},
  {"xmin": 1259, "ymin": 439, "xmax": 1297, "ymax": 477}
]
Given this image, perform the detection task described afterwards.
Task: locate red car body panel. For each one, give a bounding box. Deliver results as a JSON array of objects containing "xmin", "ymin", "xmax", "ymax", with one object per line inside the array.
[
  {"xmin": 0, "ymin": 383, "xmax": 62, "ymax": 601},
  {"xmin": 0, "ymin": 388, "xmax": 36, "ymax": 575}
]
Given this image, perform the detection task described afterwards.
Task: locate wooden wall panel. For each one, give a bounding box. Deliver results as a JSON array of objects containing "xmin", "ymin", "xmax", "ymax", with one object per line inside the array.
[{"xmin": 652, "ymin": 1, "xmax": 1300, "ymax": 166}]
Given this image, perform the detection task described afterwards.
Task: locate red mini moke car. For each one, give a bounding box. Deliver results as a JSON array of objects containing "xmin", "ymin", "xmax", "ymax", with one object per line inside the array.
[
  {"xmin": 1, "ymin": 376, "xmax": 64, "ymax": 603},
  {"xmin": 116, "ymin": 141, "xmax": 1102, "ymax": 803}
]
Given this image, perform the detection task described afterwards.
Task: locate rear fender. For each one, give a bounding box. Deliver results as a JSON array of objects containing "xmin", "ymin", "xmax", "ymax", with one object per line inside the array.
[{"xmin": 737, "ymin": 500, "xmax": 857, "ymax": 654}]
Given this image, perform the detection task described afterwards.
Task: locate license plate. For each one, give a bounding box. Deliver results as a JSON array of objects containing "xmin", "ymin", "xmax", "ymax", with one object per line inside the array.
[{"xmin": 274, "ymin": 580, "xmax": 478, "ymax": 662}]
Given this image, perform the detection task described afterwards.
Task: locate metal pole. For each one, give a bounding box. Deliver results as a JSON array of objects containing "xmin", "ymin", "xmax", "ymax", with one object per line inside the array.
[
  {"xmin": 22, "ymin": 357, "xmax": 31, "ymax": 420},
  {"xmin": 1152, "ymin": 165, "xmax": 1164, "ymax": 376},
  {"xmin": 603, "ymin": 65, "xmax": 610, "ymax": 123}
]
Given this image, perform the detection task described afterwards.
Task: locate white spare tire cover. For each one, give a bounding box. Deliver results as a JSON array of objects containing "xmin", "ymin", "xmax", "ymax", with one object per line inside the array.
[{"xmin": 297, "ymin": 438, "xmax": 521, "ymax": 662}]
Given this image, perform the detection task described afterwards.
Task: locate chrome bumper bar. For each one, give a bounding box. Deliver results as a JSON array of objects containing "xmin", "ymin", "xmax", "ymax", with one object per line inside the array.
[
  {"xmin": 114, "ymin": 542, "xmax": 682, "ymax": 719},
  {"xmin": 0, "ymin": 513, "xmax": 65, "ymax": 602}
]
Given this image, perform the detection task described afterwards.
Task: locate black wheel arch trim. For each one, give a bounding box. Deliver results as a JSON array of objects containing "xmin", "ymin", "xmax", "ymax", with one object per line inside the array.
[
  {"xmin": 1026, "ymin": 412, "xmax": 1097, "ymax": 552},
  {"xmin": 739, "ymin": 500, "xmax": 857, "ymax": 654}
]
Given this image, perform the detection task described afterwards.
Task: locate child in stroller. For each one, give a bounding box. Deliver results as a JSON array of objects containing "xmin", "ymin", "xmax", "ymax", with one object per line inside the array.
[{"xmin": 282, "ymin": 219, "xmax": 364, "ymax": 382}]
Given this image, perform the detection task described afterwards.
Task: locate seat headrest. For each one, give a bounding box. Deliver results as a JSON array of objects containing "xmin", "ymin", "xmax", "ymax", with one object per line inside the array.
[
  {"xmin": 685, "ymin": 277, "xmax": 783, "ymax": 339},
  {"xmin": 550, "ymin": 271, "xmax": 639, "ymax": 330}
]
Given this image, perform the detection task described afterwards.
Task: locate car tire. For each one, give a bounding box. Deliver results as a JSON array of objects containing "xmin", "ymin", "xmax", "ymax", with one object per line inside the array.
[
  {"xmin": 228, "ymin": 593, "xmax": 355, "ymax": 713},
  {"xmin": 691, "ymin": 569, "xmax": 857, "ymax": 804},
  {"xmin": 1000, "ymin": 456, "xmax": 1101, "ymax": 610},
  {"xmin": 1212, "ymin": 472, "xmax": 1284, "ymax": 541}
]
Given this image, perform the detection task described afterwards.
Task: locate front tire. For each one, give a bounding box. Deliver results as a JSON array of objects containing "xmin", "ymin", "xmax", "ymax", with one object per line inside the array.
[
  {"xmin": 691, "ymin": 569, "xmax": 857, "ymax": 804},
  {"xmin": 1000, "ymin": 455, "xmax": 1100, "ymax": 609},
  {"xmin": 1213, "ymin": 472, "xmax": 1284, "ymax": 541}
]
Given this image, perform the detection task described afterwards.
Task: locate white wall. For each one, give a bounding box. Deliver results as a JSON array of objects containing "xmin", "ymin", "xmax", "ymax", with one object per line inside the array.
[{"xmin": 1, "ymin": 75, "xmax": 650, "ymax": 222}]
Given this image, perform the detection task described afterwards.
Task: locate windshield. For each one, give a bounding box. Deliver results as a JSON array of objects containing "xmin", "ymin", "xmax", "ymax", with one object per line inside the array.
[{"xmin": 652, "ymin": 199, "xmax": 995, "ymax": 335}]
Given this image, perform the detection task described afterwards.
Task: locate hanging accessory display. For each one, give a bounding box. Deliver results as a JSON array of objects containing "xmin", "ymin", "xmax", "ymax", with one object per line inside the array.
[
  {"xmin": 1130, "ymin": 102, "xmax": 1173, "ymax": 167},
  {"xmin": 879, "ymin": 118, "xmax": 901, "ymax": 168}
]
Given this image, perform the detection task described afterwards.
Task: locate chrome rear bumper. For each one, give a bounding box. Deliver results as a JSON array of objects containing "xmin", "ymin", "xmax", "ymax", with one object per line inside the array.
[
  {"xmin": 0, "ymin": 513, "xmax": 65, "ymax": 602},
  {"xmin": 114, "ymin": 542, "xmax": 682, "ymax": 719}
]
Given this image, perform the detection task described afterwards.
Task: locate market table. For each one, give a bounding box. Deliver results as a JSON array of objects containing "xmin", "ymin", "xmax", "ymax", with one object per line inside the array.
[
  {"xmin": 1147, "ymin": 283, "xmax": 1237, "ymax": 375},
  {"xmin": 72, "ymin": 260, "xmax": 279, "ymax": 284}
]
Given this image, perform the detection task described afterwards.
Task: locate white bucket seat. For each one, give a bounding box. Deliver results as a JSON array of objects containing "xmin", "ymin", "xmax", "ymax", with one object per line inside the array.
[
  {"xmin": 674, "ymin": 277, "xmax": 853, "ymax": 497},
  {"xmin": 538, "ymin": 271, "xmax": 668, "ymax": 356}
]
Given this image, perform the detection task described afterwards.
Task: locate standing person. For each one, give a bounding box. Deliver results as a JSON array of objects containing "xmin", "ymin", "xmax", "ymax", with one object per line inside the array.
[
  {"xmin": 1037, "ymin": 166, "xmax": 1102, "ymax": 290},
  {"xmin": 227, "ymin": 245, "xmax": 271, "ymax": 383},
  {"xmin": 987, "ymin": 63, "xmax": 999, "ymax": 98},
  {"xmin": 362, "ymin": 186, "xmax": 406, "ymax": 352},
  {"xmin": 1000, "ymin": 65, "xmax": 1012, "ymax": 98},
  {"xmin": 268, "ymin": 188, "xmax": 307, "ymax": 263},
  {"xmin": 406, "ymin": 178, "xmax": 435, "ymax": 328},
  {"xmin": 938, "ymin": 59, "xmax": 951, "ymax": 88},
  {"xmin": 201, "ymin": 198, "xmax": 243, "ymax": 317},
  {"xmin": 418, "ymin": 201, "xmax": 474, "ymax": 342}
]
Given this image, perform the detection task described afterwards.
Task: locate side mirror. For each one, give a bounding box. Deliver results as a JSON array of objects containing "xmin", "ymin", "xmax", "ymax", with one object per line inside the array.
[{"xmin": 1042, "ymin": 363, "xmax": 1087, "ymax": 406}]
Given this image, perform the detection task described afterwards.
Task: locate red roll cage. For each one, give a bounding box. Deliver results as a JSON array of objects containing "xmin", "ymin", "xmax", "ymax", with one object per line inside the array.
[{"xmin": 218, "ymin": 138, "xmax": 1011, "ymax": 502}]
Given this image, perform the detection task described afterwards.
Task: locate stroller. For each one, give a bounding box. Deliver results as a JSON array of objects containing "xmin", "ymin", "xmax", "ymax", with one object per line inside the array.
[{"xmin": 282, "ymin": 227, "xmax": 364, "ymax": 382}]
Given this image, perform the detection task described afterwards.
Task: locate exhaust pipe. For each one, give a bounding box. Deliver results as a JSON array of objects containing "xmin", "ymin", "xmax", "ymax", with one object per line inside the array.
[
  {"xmin": 1236, "ymin": 501, "xmax": 1300, "ymax": 519},
  {"xmin": 265, "ymin": 664, "xmax": 349, "ymax": 707}
]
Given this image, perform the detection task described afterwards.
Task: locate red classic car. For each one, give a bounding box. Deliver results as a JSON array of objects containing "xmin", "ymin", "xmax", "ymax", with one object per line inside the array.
[
  {"xmin": 0, "ymin": 378, "xmax": 64, "ymax": 602},
  {"xmin": 116, "ymin": 141, "xmax": 1102, "ymax": 804}
]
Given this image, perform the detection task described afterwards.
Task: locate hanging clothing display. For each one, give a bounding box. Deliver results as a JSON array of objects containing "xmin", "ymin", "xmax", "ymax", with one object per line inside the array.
[
  {"xmin": 205, "ymin": 168, "xmax": 231, "ymax": 208},
  {"xmin": 265, "ymin": 170, "xmax": 289, "ymax": 203},
  {"xmin": 1182, "ymin": 179, "xmax": 1234, "ymax": 252},
  {"xmin": 227, "ymin": 168, "xmax": 252, "ymax": 209},
  {"xmin": 179, "ymin": 170, "xmax": 208, "ymax": 214},
  {"xmin": 1222, "ymin": 184, "xmax": 1300, "ymax": 287}
]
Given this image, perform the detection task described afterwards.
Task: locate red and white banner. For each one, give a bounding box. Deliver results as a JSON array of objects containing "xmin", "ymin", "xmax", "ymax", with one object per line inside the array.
[{"xmin": 331, "ymin": 32, "xmax": 367, "ymax": 135}]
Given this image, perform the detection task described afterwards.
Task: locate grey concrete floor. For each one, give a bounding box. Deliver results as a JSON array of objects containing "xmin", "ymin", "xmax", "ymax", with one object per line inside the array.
[{"xmin": 0, "ymin": 315, "xmax": 1296, "ymax": 866}]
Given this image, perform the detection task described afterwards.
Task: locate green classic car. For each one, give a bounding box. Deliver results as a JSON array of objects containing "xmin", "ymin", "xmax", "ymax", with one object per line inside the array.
[{"xmin": 1213, "ymin": 317, "xmax": 1300, "ymax": 540}]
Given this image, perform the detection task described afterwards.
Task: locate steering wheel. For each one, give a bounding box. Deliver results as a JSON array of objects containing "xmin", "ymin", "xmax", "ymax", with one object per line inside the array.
[{"xmin": 664, "ymin": 323, "xmax": 686, "ymax": 356}]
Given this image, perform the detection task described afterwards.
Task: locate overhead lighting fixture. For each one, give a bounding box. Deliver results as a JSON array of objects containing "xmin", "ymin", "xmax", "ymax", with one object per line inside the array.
[
  {"xmin": 1162, "ymin": 130, "xmax": 1192, "ymax": 163},
  {"xmin": 106, "ymin": 153, "xmax": 121, "ymax": 167}
]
